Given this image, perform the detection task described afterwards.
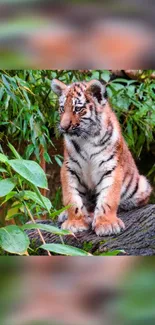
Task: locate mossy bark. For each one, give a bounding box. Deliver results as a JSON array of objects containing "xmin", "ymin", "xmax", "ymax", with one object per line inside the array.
[{"xmin": 27, "ymin": 204, "xmax": 155, "ymax": 256}]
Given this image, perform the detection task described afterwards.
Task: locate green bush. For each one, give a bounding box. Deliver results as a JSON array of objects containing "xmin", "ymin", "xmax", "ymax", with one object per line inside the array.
[{"xmin": 0, "ymin": 70, "xmax": 154, "ymax": 255}]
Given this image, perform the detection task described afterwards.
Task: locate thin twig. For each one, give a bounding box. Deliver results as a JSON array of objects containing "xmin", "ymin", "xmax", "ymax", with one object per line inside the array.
[{"xmin": 24, "ymin": 203, "xmax": 51, "ymax": 256}]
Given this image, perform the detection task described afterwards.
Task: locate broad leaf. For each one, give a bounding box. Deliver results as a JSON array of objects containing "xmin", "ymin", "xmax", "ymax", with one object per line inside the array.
[
  {"xmin": 30, "ymin": 184, "xmax": 50, "ymax": 212},
  {"xmin": 0, "ymin": 191, "xmax": 17, "ymax": 205},
  {"xmin": 0, "ymin": 167, "xmax": 8, "ymax": 173},
  {"xmin": 8, "ymin": 159, "xmax": 48, "ymax": 188},
  {"xmin": 22, "ymin": 223, "xmax": 72, "ymax": 236},
  {"xmin": 0, "ymin": 225, "xmax": 30, "ymax": 255},
  {"xmin": 0, "ymin": 178, "xmax": 16, "ymax": 197},
  {"xmin": 0, "ymin": 153, "xmax": 9, "ymax": 164},
  {"xmin": 101, "ymin": 70, "xmax": 110, "ymax": 82},
  {"xmin": 23, "ymin": 190, "xmax": 52, "ymax": 210},
  {"xmin": 40, "ymin": 243, "xmax": 92, "ymax": 256},
  {"xmin": 6, "ymin": 206, "xmax": 20, "ymax": 220}
]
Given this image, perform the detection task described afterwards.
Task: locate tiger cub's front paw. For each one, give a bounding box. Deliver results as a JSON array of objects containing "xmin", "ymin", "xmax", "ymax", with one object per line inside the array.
[
  {"xmin": 92, "ymin": 215, "xmax": 125, "ymax": 236},
  {"xmin": 61, "ymin": 219, "xmax": 90, "ymax": 233}
]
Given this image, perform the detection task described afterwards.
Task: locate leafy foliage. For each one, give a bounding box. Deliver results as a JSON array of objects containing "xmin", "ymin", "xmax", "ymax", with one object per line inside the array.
[
  {"xmin": 0, "ymin": 70, "xmax": 154, "ymax": 255},
  {"xmin": 0, "ymin": 144, "xmax": 79, "ymax": 255}
]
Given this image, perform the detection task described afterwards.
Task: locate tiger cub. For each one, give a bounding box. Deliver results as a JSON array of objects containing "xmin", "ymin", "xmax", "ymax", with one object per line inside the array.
[{"xmin": 51, "ymin": 79, "xmax": 152, "ymax": 236}]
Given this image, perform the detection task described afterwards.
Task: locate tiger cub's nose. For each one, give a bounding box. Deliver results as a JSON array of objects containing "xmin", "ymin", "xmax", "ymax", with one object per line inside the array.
[{"xmin": 60, "ymin": 114, "xmax": 71, "ymax": 131}]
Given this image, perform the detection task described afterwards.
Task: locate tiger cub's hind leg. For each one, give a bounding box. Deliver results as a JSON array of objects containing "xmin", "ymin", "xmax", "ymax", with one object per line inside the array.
[{"xmin": 120, "ymin": 175, "xmax": 152, "ymax": 211}]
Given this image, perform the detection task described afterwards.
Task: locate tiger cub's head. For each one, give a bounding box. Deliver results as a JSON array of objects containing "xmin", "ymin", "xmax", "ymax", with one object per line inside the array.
[{"xmin": 51, "ymin": 79, "xmax": 107, "ymax": 137}]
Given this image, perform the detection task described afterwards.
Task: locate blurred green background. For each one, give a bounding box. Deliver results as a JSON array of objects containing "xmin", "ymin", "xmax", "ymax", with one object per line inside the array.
[
  {"xmin": 0, "ymin": 257, "xmax": 155, "ymax": 325},
  {"xmin": 0, "ymin": 1, "xmax": 155, "ymax": 68}
]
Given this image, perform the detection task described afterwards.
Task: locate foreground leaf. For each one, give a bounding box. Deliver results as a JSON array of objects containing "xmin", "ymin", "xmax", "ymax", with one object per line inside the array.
[
  {"xmin": 0, "ymin": 225, "xmax": 30, "ymax": 255},
  {"xmin": 50, "ymin": 205, "xmax": 72, "ymax": 218},
  {"xmin": 99, "ymin": 250, "xmax": 126, "ymax": 256},
  {"xmin": 30, "ymin": 184, "xmax": 50, "ymax": 212},
  {"xmin": 0, "ymin": 153, "xmax": 9, "ymax": 164},
  {"xmin": 0, "ymin": 178, "xmax": 16, "ymax": 197},
  {"xmin": 0, "ymin": 191, "xmax": 17, "ymax": 205},
  {"xmin": 23, "ymin": 190, "xmax": 52, "ymax": 210},
  {"xmin": 8, "ymin": 159, "xmax": 48, "ymax": 188},
  {"xmin": 0, "ymin": 167, "xmax": 8, "ymax": 173},
  {"xmin": 40, "ymin": 243, "xmax": 92, "ymax": 256},
  {"xmin": 22, "ymin": 223, "xmax": 72, "ymax": 236}
]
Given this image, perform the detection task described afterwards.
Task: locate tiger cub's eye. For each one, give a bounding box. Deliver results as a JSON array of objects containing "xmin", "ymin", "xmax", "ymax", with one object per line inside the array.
[{"xmin": 75, "ymin": 106, "xmax": 84, "ymax": 113}]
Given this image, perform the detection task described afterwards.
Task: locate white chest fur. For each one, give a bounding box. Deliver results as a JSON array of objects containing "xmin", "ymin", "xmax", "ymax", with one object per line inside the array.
[{"xmin": 65, "ymin": 132, "xmax": 117, "ymax": 190}]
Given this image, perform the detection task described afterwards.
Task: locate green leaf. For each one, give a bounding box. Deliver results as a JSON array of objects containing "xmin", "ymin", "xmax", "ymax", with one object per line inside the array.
[
  {"xmin": 0, "ymin": 167, "xmax": 8, "ymax": 173},
  {"xmin": 22, "ymin": 223, "xmax": 72, "ymax": 236},
  {"xmin": 8, "ymin": 159, "xmax": 48, "ymax": 189},
  {"xmin": 25, "ymin": 144, "xmax": 34, "ymax": 159},
  {"xmin": 43, "ymin": 152, "xmax": 52, "ymax": 163},
  {"xmin": 99, "ymin": 250, "xmax": 126, "ymax": 256},
  {"xmin": 50, "ymin": 205, "xmax": 72, "ymax": 218},
  {"xmin": 0, "ymin": 86, "xmax": 4, "ymax": 100},
  {"xmin": 5, "ymin": 206, "xmax": 20, "ymax": 220},
  {"xmin": 54, "ymin": 155, "xmax": 63, "ymax": 167},
  {"xmin": 40, "ymin": 243, "xmax": 92, "ymax": 256},
  {"xmin": 0, "ymin": 225, "xmax": 30, "ymax": 255},
  {"xmin": 0, "ymin": 153, "xmax": 9, "ymax": 164},
  {"xmin": 101, "ymin": 70, "xmax": 110, "ymax": 82},
  {"xmin": 23, "ymin": 190, "xmax": 52, "ymax": 210},
  {"xmin": 30, "ymin": 184, "xmax": 50, "ymax": 212},
  {"xmin": 0, "ymin": 191, "xmax": 17, "ymax": 206},
  {"xmin": 0, "ymin": 178, "xmax": 16, "ymax": 197},
  {"xmin": 8, "ymin": 142, "xmax": 22, "ymax": 159},
  {"xmin": 2, "ymin": 74, "xmax": 11, "ymax": 91}
]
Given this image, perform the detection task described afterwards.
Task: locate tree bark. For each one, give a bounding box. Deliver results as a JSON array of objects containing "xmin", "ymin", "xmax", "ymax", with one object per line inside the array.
[{"xmin": 27, "ymin": 204, "xmax": 155, "ymax": 256}]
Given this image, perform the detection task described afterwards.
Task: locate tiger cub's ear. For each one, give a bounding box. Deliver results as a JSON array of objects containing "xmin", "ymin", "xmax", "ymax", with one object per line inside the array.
[
  {"xmin": 86, "ymin": 79, "xmax": 106, "ymax": 103},
  {"xmin": 51, "ymin": 79, "xmax": 67, "ymax": 96}
]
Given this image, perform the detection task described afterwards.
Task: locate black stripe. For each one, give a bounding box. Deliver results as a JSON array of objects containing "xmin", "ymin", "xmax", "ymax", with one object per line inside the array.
[
  {"xmin": 100, "ymin": 134, "xmax": 112, "ymax": 147},
  {"xmin": 82, "ymin": 117, "xmax": 95, "ymax": 124},
  {"xmin": 96, "ymin": 185, "xmax": 110, "ymax": 197},
  {"xmin": 101, "ymin": 205, "xmax": 105, "ymax": 214},
  {"xmin": 106, "ymin": 203, "xmax": 111, "ymax": 210},
  {"xmin": 70, "ymin": 187, "xmax": 86, "ymax": 196},
  {"xmin": 97, "ymin": 131, "xmax": 109, "ymax": 145},
  {"xmin": 81, "ymin": 120, "xmax": 92, "ymax": 126},
  {"xmin": 78, "ymin": 190, "xmax": 86, "ymax": 196},
  {"xmin": 121, "ymin": 174, "xmax": 134, "ymax": 199},
  {"xmin": 99, "ymin": 153, "xmax": 115, "ymax": 167},
  {"xmin": 71, "ymin": 140, "xmax": 80, "ymax": 153},
  {"xmin": 90, "ymin": 148, "xmax": 104, "ymax": 159},
  {"xmin": 95, "ymin": 109, "xmax": 101, "ymax": 125},
  {"xmin": 97, "ymin": 125, "xmax": 113, "ymax": 147},
  {"xmin": 67, "ymin": 167, "xmax": 85, "ymax": 187},
  {"xmin": 93, "ymin": 132, "xmax": 113, "ymax": 153},
  {"xmin": 126, "ymin": 178, "xmax": 139, "ymax": 200},
  {"xmin": 96, "ymin": 167, "xmax": 116, "ymax": 187},
  {"xmin": 69, "ymin": 156, "xmax": 81, "ymax": 169},
  {"xmin": 71, "ymin": 140, "xmax": 87, "ymax": 161}
]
